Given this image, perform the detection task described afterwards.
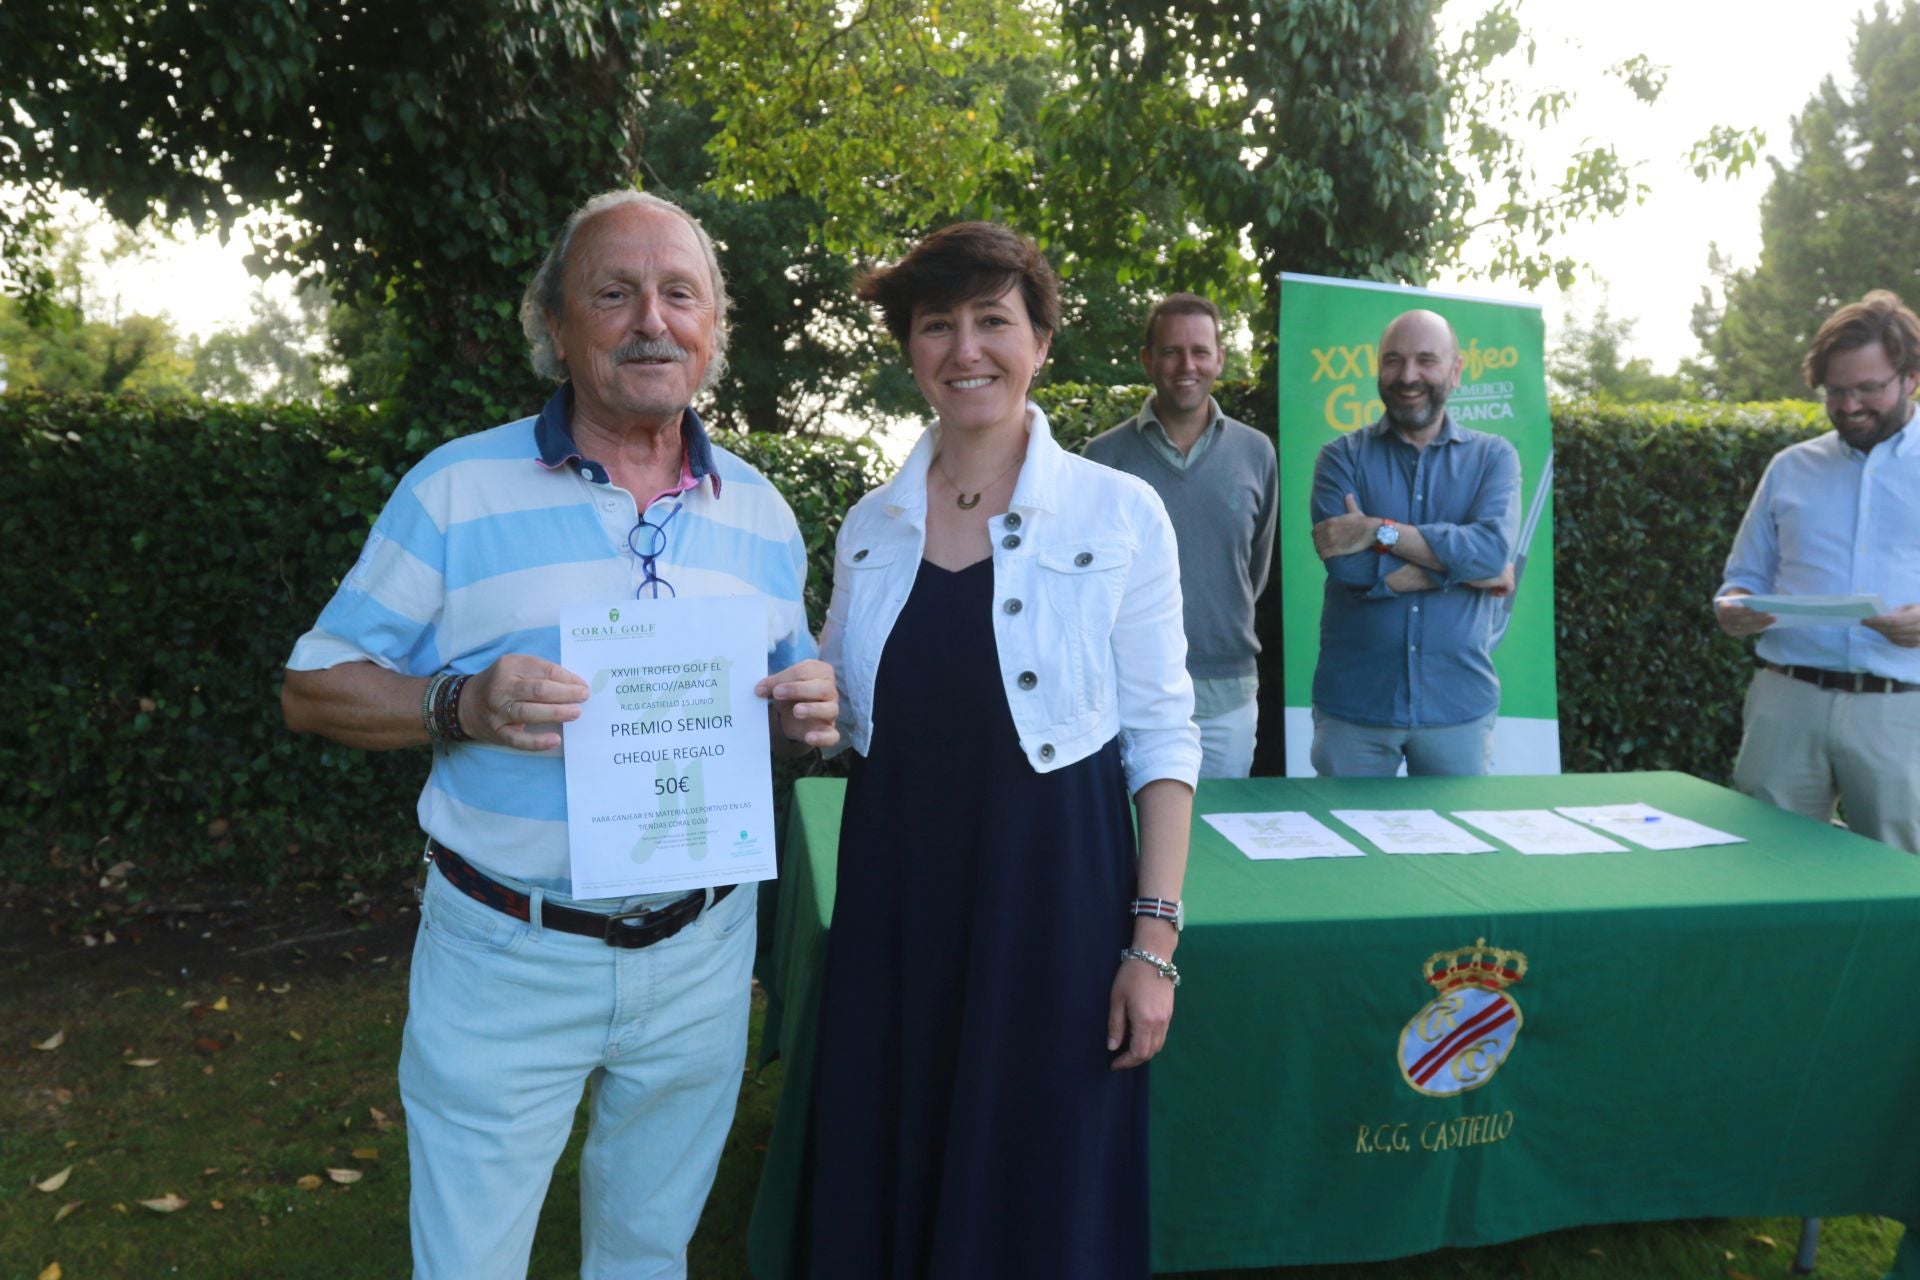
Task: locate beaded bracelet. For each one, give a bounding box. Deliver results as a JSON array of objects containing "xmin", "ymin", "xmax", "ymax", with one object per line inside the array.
[
  {"xmin": 442, "ymin": 673, "xmax": 473, "ymax": 742},
  {"xmin": 1119, "ymin": 947, "xmax": 1181, "ymax": 988}
]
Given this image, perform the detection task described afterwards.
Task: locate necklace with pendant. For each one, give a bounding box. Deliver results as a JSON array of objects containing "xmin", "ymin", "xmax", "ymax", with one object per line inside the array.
[{"xmin": 937, "ymin": 451, "xmax": 1022, "ymax": 510}]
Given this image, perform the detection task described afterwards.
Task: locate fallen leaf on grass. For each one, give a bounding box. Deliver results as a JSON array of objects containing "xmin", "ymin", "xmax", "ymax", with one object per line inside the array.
[
  {"xmin": 193, "ymin": 1038, "xmax": 225, "ymax": 1054},
  {"xmin": 139, "ymin": 1193, "xmax": 189, "ymax": 1213},
  {"xmin": 210, "ymin": 1200, "xmax": 225, "ymax": 1211},
  {"xmin": 369, "ymin": 1107, "xmax": 396, "ymax": 1132},
  {"xmin": 295, "ymin": 1175, "xmax": 323, "ymax": 1191},
  {"xmin": 35, "ymin": 1166, "xmax": 73, "ymax": 1193},
  {"xmin": 32, "ymin": 1030, "xmax": 65, "ymax": 1051},
  {"xmin": 1749, "ymin": 1234, "xmax": 1777, "ymax": 1249},
  {"xmin": 327, "ymin": 1168, "xmax": 363, "ymax": 1184},
  {"xmin": 126, "ymin": 1058, "xmax": 160, "ymax": 1069},
  {"xmin": 210, "ymin": 996, "xmax": 229, "ymax": 1012},
  {"xmin": 1728, "ymin": 1271, "xmax": 1759, "ymax": 1280},
  {"xmin": 351, "ymin": 1147, "xmax": 379, "ymax": 1161},
  {"xmin": 37, "ymin": 1263, "xmax": 61, "ymax": 1280},
  {"xmin": 289, "ymin": 1030, "xmax": 303, "ymax": 1041},
  {"xmin": 1586, "ymin": 1248, "xmax": 1604, "ymax": 1257},
  {"xmin": 271, "ymin": 982, "xmax": 292, "ymax": 995},
  {"xmin": 53, "ymin": 1200, "xmax": 83, "ymax": 1223}
]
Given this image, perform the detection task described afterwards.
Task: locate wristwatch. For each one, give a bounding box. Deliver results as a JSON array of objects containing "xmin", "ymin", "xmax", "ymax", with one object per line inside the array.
[
  {"xmin": 1129, "ymin": 896, "xmax": 1183, "ymax": 932},
  {"xmin": 1372, "ymin": 518, "xmax": 1400, "ymax": 553}
]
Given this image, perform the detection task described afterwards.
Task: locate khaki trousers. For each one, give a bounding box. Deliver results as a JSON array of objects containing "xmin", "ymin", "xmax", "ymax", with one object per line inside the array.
[{"xmin": 1732, "ymin": 667, "xmax": 1920, "ymax": 854}]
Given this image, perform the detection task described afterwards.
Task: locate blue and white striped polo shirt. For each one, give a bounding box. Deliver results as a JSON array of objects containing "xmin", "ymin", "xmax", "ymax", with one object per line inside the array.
[{"xmin": 287, "ymin": 385, "xmax": 816, "ymax": 892}]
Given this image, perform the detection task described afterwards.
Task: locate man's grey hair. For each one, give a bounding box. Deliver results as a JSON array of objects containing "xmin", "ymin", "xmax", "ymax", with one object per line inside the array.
[{"xmin": 519, "ymin": 188, "xmax": 732, "ymax": 390}]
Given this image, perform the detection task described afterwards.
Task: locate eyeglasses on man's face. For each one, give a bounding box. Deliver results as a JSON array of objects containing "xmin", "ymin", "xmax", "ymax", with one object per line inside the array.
[{"xmin": 1823, "ymin": 375, "xmax": 1909, "ymax": 405}]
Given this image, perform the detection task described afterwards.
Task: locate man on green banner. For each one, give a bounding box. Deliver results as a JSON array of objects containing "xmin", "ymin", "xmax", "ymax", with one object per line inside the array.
[{"xmin": 1306, "ymin": 309, "xmax": 1519, "ymax": 776}]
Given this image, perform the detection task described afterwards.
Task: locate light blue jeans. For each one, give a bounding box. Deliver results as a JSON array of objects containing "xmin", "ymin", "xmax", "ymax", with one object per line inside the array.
[
  {"xmin": 1309, "ymin": 707, "xmax": 1498, "ymax": 778},
  {"xmin": 1196, "ymin": 697, "xmax": 1259, "ymax": 779},
  {"xmin": 400, "ymin": 862, "xmax": 758, "ymax": 1279}
]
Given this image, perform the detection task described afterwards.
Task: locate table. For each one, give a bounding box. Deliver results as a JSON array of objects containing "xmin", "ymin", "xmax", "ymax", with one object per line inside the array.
[{"xmin": 749, "ymin": 772, "xmax": 1920, "ymax": 1277}]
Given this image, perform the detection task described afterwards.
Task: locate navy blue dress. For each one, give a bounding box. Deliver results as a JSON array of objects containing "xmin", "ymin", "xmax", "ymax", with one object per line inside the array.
[{"xmin": 808, "ymin": 557, "xmax": 1149, "ymax": 1279}]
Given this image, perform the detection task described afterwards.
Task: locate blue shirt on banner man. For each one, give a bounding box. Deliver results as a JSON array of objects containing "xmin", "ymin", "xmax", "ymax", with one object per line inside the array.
[{"xmin": 1307, "ymin": 309, "xmax": 1519, "ymax": 777}]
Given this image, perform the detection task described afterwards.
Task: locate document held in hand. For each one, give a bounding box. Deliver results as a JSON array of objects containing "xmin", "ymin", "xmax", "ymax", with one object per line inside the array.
[{"xmin": 560, "ymin": 595, "xmax": 777, "ymax": 898}]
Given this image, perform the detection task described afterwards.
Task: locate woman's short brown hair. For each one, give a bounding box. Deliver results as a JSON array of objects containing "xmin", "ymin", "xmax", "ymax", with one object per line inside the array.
[
  {"xmin": 857, "ymin": 222, "xmax": 1061, "ymax": 349},
  {"xmin": 1804, "ymin": 289, "xmax": 1920, "ymax": 390}
]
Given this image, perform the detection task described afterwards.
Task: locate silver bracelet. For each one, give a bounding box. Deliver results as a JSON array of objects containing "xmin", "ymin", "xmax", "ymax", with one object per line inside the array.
[
  {"xmin": 421, "ymin": 670, "xmax": 453, "ymax": 742},
  {"xmin": 1119, "ymin": 947, "xmax": 1180, "ymax": 988}
]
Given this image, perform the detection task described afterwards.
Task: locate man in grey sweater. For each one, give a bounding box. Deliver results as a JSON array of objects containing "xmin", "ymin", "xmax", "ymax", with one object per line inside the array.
[{"xmin": 1084, "ymin": 293, "xmax": 1279, "ymax": 777}]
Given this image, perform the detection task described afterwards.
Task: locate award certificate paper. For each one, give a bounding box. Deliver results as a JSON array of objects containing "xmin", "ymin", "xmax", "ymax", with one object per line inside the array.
[
  {"xmin": 1554, "ymin": 803, "xmax": 1746, "ymax": 851},
  {"xmin": 1201, "ymin": 811, "xmax": 1367, "ymax": 861},
  {"xmin": 560, "ymin": 595, "xmax": 776, "ymax": 897},
  {"xmin": 1329, "ymin": 809, "xmax": 1497, "ymax": 855}
]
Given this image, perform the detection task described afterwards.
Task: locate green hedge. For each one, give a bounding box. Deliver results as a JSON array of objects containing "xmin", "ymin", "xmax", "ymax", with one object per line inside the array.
[
  {"xmin": 2, "ymin": 392, "xmax": 883, "ymax": 884},
  {"xmin": 2, "ymin": 390, "xmax": 1827, "ymax": 885},
  {"xmin": 1549, "ymin": 400, "xmax": 1827, "ymax": 775}
]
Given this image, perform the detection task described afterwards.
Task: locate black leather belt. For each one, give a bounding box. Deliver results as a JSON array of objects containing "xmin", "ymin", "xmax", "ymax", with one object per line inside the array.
[
  {"xmin": 427, "ymin": 839, "xmax": 736, "ymax": 949},
  {"xmin": 1764, "ymin": 662, "xmax": 1920, "ymax": 694}
]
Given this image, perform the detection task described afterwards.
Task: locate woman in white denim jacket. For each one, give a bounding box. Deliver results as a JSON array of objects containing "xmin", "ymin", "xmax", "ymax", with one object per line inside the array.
[{"xmin": 808, "ymin": 222, "xmax": 1200, "ymax": 1278}]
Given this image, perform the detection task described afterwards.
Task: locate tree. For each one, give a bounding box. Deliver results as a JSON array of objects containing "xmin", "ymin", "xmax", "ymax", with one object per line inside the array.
[
  {"xmin": 2, "ymin": 1, "xmax": 651, "ymax": 440},
  {"xmin": 1547, "ymin": 301, "xmax": 1693, "ymax": 402},
  {"xmin": 189, "ymin": 283, "xmax": 334, "ymax": 402},
  {"xmin": 0, "ymin": 218, "xmax": 193, "ymax": 395},
  {"xmin": 1693, "ymin": 0, "xmax": 1920, "ymax": 400},
  {"xmin": 689, "ymin": 0, "xmax": 1758, "ymax": 379},
  {"xmin": 4, "ymin": 0, "xmax": 1760, "ymax": 433},
  {"xmin": 0, "ymin": 295, "xmax": 193, "ymax": 395}
]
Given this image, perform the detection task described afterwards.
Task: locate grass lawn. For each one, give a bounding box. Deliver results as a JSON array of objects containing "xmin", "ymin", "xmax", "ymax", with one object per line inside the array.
[{"xmin": 1, "ymin": 888, "xmax": 1904, "ymax": 1280}]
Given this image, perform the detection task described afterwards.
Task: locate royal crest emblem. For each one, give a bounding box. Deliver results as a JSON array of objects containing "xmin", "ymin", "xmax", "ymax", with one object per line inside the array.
[{"xmin": 1398, "ymin": 938, "xmax": 1528, "ymax": 1097}]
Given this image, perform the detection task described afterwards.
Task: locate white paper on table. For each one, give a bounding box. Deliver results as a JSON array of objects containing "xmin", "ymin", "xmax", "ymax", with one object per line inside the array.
[
  {"xmin": 1450, "ymin": 809, "xmax": 1629, "ymax": 855},
  {"xmin": 1554, "ymin": 803, "xmax": 1746, "ymax": 851},
  {"xmin": 1717, "ymin": 593, "xmax": 1885, "ymax": 629},
  {"xmin": 559, "ymin": 595, "xmax": 777, "ymax": 897},
  {"xmin": 1328, "ymin": 809, "xmax": 1497, "ymax": 855},
  {"xmin": 1201, "ymin": 812, "xmax": 1368, "ymax": 861}
]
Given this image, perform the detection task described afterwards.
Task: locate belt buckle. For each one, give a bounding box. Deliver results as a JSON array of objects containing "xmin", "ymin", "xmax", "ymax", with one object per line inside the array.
[{"xmin": 602, "ymin": 906, "xmax": 660, "ymax": 949}]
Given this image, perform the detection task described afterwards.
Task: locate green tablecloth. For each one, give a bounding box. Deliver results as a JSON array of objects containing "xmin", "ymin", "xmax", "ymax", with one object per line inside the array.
[{"xmin": 750, "ymin": 771, "xmax": 1920, "ymax": 1276}]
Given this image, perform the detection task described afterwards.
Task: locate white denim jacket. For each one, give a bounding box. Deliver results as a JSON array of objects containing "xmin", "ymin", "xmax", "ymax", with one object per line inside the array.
[{"xmin": 822, "ymin": 404, "xmax": 1201, "ymax": 792}]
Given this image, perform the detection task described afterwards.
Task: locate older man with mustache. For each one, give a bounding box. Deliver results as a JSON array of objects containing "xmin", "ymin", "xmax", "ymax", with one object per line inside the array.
[
  {"xmin": 1306, "ymin": 308, "xmax": 1520, "ymax": 777},
  {"xmin": 281, "ymin": 189, "xmax": 837, "ymax": 1278}
]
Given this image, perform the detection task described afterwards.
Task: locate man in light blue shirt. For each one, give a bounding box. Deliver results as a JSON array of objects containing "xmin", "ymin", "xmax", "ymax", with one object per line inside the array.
[
  {"xmin": 282, "ymin": 190, "xmax": 840, "ymax": 1277},
  {"xmin": 1308, "ymin": 310, "xmax": 1519, "ymax": 776},
  {"xmin": 1715, "ymin": 289, "xmax": 1920, "ymax": 853}
]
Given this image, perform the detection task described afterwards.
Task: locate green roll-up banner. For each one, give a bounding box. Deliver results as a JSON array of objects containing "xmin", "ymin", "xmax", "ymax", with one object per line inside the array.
[{"xmin": 1277, "ymin": 273, "xmax": 1559, "ymax": 775}]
